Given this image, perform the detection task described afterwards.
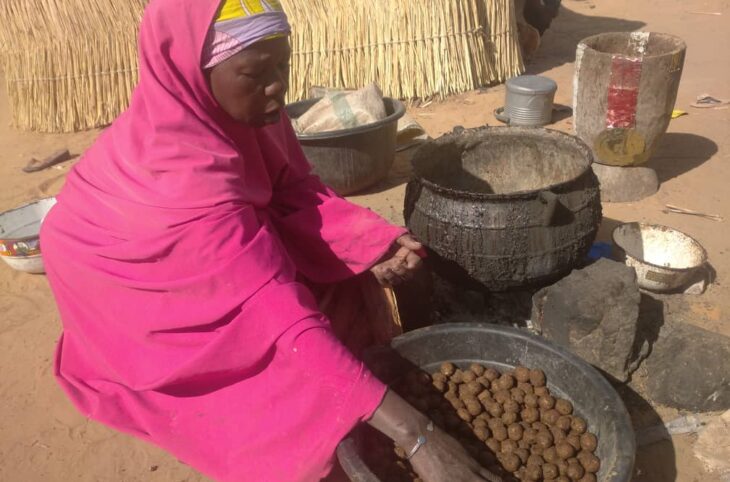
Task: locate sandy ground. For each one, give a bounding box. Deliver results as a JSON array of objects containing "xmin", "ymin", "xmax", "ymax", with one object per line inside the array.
[{"xmin": 1, "ymin": 0, "xmax": 728, "ymax": 480}]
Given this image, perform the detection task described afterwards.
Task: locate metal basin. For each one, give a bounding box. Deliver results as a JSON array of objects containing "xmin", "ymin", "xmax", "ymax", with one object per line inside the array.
[
  {"xmin": 0, "ymin": 197, "xmax": 57, "ymax": 273},
  {"xmin": 337, "ymin": 323, "xmax": 635, "ymax": 482},
  {"xmin": 612, "ymin": 222, "xmax": 707, "ymax": 292}
]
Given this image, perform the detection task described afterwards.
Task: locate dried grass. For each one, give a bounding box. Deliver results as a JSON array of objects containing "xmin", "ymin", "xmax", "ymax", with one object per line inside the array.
[
  {"xmin": 0, "ymin": 0, "xmax": 522, "ymax": 133},
  {"xmin": 0, "ymin": 0, "xmax": 145, "ymax": 132}
]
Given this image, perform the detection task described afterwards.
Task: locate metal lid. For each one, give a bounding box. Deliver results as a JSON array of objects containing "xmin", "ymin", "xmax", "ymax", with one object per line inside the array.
[{"xmin": 506, "ymin": 75, "xmax": 558, "ymax": 95}]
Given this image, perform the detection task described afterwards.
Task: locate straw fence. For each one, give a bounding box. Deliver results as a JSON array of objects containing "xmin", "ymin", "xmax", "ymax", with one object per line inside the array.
[{"xmin": 0, "ymin": 0, "xmax": 523, "ymax": 132}]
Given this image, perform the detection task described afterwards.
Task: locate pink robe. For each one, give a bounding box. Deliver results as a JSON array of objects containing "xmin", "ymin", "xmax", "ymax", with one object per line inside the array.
[{"xmin": 40, "ymin": 1, "xmax": 405, "ymax": 480}]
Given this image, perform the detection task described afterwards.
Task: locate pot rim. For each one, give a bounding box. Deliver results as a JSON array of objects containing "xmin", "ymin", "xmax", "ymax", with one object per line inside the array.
[
  {"xmin": 612, "ymin": 222, "xmax": 708, "ymax": 272},
  {"xmin": 410, "ymin": 126, "xmax": 596, "ymax": 200},
  {"xmin": 578, "ymin": 31, "xmax": 687, "ymax": 59},
  {"xmin": 286, "ymin": 97, "xmax": 406, "ymax": 140}
]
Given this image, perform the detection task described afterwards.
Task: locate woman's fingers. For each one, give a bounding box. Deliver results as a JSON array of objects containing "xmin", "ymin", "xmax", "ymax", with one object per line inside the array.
[
  {"xmin": 397, "ymin": 234, "xmax": 423, "ymax": 251},
  {"xmin": 405, "ymin": 251, "xmax": 423, "ymax": 270}
]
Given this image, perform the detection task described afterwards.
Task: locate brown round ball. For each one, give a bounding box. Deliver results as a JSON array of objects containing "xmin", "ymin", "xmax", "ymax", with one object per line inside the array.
[
  {"xmin": 508, "ymin": 423, "xmax": 524, "ymax": 441},
  {"xmin": 510, "ymin": 387, "xmax": 526, "ymax": 404},
  {"xmin": 501, "ymin": 439, "xmax": 519, "ymax": 454},
  {"xmin": 450, "ymin": 369, "xmax": 464, "ymax": 384},
  {"xmin": 542, "ymin": 409, "xmax": 561, "ymax": 425},
  {"xmin": 432, "ymin": 372, "xmax": 448, "ymax": 383},
  {"xmin": 518, "ymin": 439, "xmax": 530, "ymax": 450},
  {"xmin": 477, "ymin": 389, "xmax": 492, "ymax": 403},
  {"xmin": 465, "ymin": 381, "xmax": 483, "ymax": 396},
  {"xmin": 571, "ymin": 416, "xmax": 588, "ymax": 435},
  {"xmin": 580, "ymin": 433, "xmax": 598, "ymax": 452},
  {"xmin": 524, "ymin": 393, "xmax": 539, "ymax": 408},
  {"xmin": 484, "ymin": 367, "xmax": 500, "ymax": 381},
  {"xmin": 521, "ymin": 407, "xmax": 540, "ymax": 423},
  {"xmin": 476, "ymin": 376, "xmax": 491, "ymax": 389},
  {"xmin": 470, "ymin": 363, "xmax": 486, "ymax": 376},
  {"xmin": 432, "ymin": 380, "xmax": 447, "ymax": 393},
  {"xmin": 535, "ymin": 430, "xmax": 554, "ymax": 449},
  {"xmin": 538, "ymin": 395, "xmax": 556, "ymax": 410},
  {"xmin": 578, "ymin": 452, "xmax": 600, "ymax": 473},
  {"xmin": 466, "ymin": 400, "xmax": 483, "ymax": 417},
  {"xmin": 555, "ymin": 399, "xmax": 573, "ymax": 416},
  {"xmin": 449, "ymin": 397, "xmax": 465, "ymax": 410},
  {"xmin": 500, "ymin": 453, "xmax": 521, "ymax": 473},
  {"xmin": 515, "ymin": 448, "xmax": 530, "ymax": 464},
  {"xmin": 488, "ymin": 417, "xmax": 505, "ymax": 431},
  {"xmin": 440, "ymin": 362, "xmax": 456, "ymax": 377},
  {"xmin": 488, "ymin": 402, "xmax": 504, "ymax": 418},
  {"xmin": 486, "ymin": 438, "xmax": 501, "ymax": 453},
  {"xmin": 518, "ymin": 381, "xmax": 535, "ymax": 395},
  {"xmin": 543, "ymin": 463, "xmax": 559, "ymax": 479},
  {"xmin": 556, "ymin": 442, "xmax": 576, "ymax": 460},
  {"xmin": 457, "ymin": 407, "xmax": 473, "ymax": 422},
  {"xmin": 474, "ymin": 425, "xmax": 491, "ymax": 441},
  {"xmin": 551, "ymin": 426, "xmax": 567, "ymax": 443},
  {"xmin": 567, "ymin": 433, "xmax": 582, "ymax": 451},
  {"xmin": 473, "ymin": 418, "xmax": 488, "ymax": 429},
  {"xmin": 501, "ymin": 411, "xmax": 519, "ymax": 426},
  {"xmin": 494, "ymin": 390, "xmax": 511, "ymax": 405},
  {"xmin": 529, "ymin": 369, "xmax": 546, "ymax": 387},
  {"xmin": 462, "ymin": 371, "xmax": 477, "ymax": 383},
  {"xmin": 578, "ymin": 474, "xmax": 597, "ymax": 482},
  {"xmin": 534, "ymin": 386, "xmax": 549, "ymax": 397},
  {"xmin": 493, "ymin": 425, "xmax": 508, "ymax": 442},
  {"xmin": 567, "ymin": 461, "xmax": 585, "ymax": 480},
  {"xmin": 514, "ymin": 366, "xmax": 531, "ymax": 383},
  {"xmin": 543, "ymin": 446, "xmax": 558, "ymax": 464},
  {"xmin": 530, "ymin": 444, "xmax": 545, "ymax": 456},
  {"xmin": 524, "ymin": 464, "xmax": 542, "ymax": 481},
  {"xmin": 523, "ymin": 428, "xmax": 538, "ymax": 444},
  {"xmin": 556, "ymin": 459, "xmax": 569, "ymax": 476},
  {"xmin": 503, "ymin": 399, "xmax": 520, "ymax": 414},
  {"xmin": 497, "ymin": 374, "xmax": 515, "ymax": 391},
  {"xmin": 556, "ymin": 477, "xmax": 570, "ymax": 482},
  {"xmin": 527, "ymin": 454, "xmax": 545, "ymax": 466},
  {"xmin": 556, "ymin": 415, "xmax": 572, "ymax": 431},
  {"xmin": 532, "ymin": 422, "xmax": 548, "ymax": 432}
]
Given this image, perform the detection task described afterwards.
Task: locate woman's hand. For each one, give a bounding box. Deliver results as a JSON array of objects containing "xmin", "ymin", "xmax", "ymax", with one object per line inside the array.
[
  {"xmin": 370, "ymin": 234, "xmax": 424, "ymax": 286},
  {"xmin": 409, "ymin": 427, "xmax": 502, "ymax": 482},
  {"xmin": 368, "ymin": 390, "xmax": 502, "ymax": 482}
]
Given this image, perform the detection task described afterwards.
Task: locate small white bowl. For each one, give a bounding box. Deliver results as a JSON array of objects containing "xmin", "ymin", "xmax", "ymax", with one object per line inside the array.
[
  {"xmin": 0, "ymin": 197, "xmax": 57, "ymax": 274},
  {"xmin": 612, "ymin": 222, "xmax": 707, "ymax": 292}
]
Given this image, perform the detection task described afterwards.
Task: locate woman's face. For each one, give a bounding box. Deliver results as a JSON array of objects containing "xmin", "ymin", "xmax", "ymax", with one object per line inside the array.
[{"xmin": 208, "ymin": 37, "xmax": 291, "ymax": 126}]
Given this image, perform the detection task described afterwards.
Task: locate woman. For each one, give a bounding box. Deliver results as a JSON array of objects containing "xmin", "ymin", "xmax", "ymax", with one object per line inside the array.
[{"xmin": 41, "ymin": 1, "xmax": 500, "ymax": 481}]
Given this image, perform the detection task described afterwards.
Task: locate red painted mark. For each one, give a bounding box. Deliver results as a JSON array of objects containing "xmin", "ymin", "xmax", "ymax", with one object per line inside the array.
[{"xmin": 606, "ymin": 56, "xmax": 643, "ymax": 128}]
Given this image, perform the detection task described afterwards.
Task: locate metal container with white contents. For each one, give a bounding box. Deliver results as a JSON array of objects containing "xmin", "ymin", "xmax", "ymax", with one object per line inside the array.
[{"xmin": 495, "ymin": 75, "xmax": 557, "ymax": 127}]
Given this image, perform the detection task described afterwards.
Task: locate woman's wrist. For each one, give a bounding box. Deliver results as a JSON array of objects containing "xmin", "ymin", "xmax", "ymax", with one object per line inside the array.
[{"xmin": 367, "ymin": 389, "xmax": 430, "ymax": 447}]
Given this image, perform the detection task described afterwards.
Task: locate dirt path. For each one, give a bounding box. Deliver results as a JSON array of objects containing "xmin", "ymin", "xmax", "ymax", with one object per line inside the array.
[{"xmin": 1, "ymin": 0, "xmax": 728, "ymax": 480}]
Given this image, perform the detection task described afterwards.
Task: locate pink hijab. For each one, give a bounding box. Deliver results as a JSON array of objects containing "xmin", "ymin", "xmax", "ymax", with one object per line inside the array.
[{"xmin": 40, "ymin": 0, "xmax": 405, "ymax": 480}]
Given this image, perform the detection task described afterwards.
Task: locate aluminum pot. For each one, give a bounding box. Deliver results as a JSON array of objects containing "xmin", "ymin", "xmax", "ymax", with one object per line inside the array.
[{"xmin": 495, "ymin": 75, "xmax": 557, "ymax": 127}]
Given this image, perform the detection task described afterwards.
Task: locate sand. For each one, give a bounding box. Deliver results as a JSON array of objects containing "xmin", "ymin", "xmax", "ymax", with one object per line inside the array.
[{"xmin": 1, "ymin": 0, "xmax": 728, "ymax": 480}]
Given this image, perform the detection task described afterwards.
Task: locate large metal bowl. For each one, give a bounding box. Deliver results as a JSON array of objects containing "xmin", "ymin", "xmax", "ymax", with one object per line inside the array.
[
  {"xmin": 286, "ymin": 97, "xmax": 406, "ymax": 196},
  {"xmin": 337, "ymin": 323, "xmax": 635, "ymax": 482}
]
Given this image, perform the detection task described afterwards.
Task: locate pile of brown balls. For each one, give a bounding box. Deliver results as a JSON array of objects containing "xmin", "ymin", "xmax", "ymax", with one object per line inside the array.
[{"xmin": 364, "ymin": 363, "xmax": 601, "ymax": 482}]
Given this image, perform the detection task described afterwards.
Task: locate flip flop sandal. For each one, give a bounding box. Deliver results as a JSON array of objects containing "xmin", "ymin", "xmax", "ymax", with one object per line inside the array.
[
  {"xmin": 23, "ymin": 149, "xmax": 71, "ymax": 173},
  {"xmin": 690, "ymin": 94, "xmax": 730, "ymax": 109}
]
